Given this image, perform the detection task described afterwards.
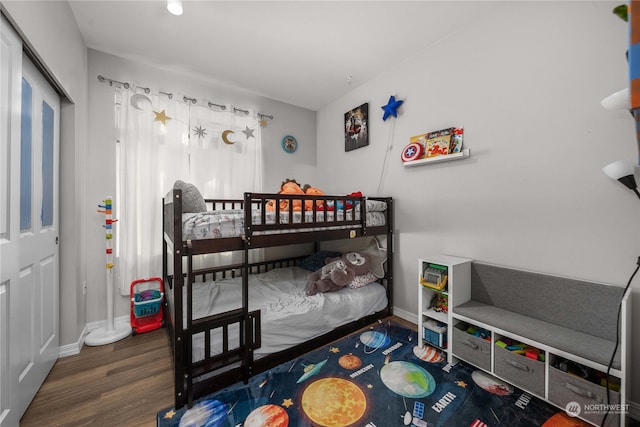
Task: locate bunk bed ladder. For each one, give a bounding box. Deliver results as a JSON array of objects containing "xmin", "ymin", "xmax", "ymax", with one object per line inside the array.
[{"xmin": 181, "ymin": 232, "xmax": 262, "ymax": 408}]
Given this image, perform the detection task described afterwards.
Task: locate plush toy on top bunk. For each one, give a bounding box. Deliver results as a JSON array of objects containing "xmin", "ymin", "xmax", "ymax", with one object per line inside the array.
[
  {"xmin": 305, "ymin": 251, "xmax": 373, "ymax": 295},
  {"xmin": 265, "ymin": 179, "xmax": 327, "ymax": 211}
]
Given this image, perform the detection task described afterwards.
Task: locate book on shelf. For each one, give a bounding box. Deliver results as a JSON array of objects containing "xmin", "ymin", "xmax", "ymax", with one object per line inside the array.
[
  {"xmin": 424, "ymin": 128, "xmax": 454, "ymax": 158},
  {"xmin": 449, "ymin": 128, "xmax": 464, "ymax": 153},
  {"xmin": 406, "ymin": 127, "xmax": 464, "ymax": 161}
]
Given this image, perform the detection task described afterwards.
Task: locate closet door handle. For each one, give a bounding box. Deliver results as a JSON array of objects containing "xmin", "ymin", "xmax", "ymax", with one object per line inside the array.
[
  {"xmin": 460, "ymin": 339, "xmax": 479, "ymax": 350},
  {"xmin": 561, "ymin": 382, "xmax": 602, "ymax": 403},
  {"xmin": 505, "ymin": 359, "xmax": 531, "ymax": 372}
]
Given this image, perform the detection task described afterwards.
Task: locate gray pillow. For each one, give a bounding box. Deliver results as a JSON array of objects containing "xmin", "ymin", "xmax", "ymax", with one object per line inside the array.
[{"xmin": 173, "ymin": 180, "xmax": 207, "ymax": 213}]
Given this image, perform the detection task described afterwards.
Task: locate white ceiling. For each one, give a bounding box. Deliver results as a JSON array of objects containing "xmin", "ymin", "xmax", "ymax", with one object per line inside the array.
[{"xmin": 69, "ymin": 0, "xmax": 496, "ymax": 111}]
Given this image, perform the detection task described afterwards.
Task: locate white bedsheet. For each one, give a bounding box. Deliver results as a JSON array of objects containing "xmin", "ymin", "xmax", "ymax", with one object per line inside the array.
[
  {"xmin": 181, "ymin": 200, "xmax": 387, "ymax": 240},
  {"xmin": 185, "ymin": 266, "xmax": 388, "ymax": 361}
]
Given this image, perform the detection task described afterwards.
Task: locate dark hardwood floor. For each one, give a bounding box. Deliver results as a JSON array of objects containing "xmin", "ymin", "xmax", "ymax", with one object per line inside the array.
[
  {"xmin": 20, "ymin": 327, "xmax": 174, "ymax": 427},
  {"xmin": 20, "ymin": 316, "xmax": 416, "ymax": 427}
]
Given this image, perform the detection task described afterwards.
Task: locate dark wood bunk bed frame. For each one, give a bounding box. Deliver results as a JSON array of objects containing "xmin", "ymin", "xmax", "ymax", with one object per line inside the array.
[{"xmin": 162, "ymin": 190, "xmax": 394, "ymax": 409}]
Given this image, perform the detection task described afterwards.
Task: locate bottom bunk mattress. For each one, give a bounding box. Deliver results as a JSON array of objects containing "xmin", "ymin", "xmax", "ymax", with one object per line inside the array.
[{"xmin": 183, "ymin": 266, "xmax": 388, "ymax": 362}]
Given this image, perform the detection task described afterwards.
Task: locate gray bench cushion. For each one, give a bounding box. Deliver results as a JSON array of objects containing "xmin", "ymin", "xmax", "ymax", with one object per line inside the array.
[
  {"xmin": 455, "ymin": 300, "xmax": 621, "ymax": 369},
  {"xmin": 470, "ymin": 263, "xmax": 624, "ymax": 341}
]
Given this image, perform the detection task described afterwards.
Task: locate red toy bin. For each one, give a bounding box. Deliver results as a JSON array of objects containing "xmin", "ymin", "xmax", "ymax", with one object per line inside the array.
[{"xmin": 130, "ymin": 277, "xmax": 164, "ymax": 335}]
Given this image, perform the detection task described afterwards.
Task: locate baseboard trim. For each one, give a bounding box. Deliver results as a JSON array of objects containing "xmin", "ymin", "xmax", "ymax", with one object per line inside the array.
[
  {"xmin": 58, "ymin": 324, "xmax": 87, "ymax": 357},
  {"xmin": 58, "ymin": 315, "xmax": 129, "ymax": 358},
  {"xmin": 393, "ymin": 306, "xmax": 417, "ymax": 325}
]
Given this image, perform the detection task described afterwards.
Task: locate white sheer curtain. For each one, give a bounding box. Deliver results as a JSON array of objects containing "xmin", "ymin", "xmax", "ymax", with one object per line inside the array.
[{"xmin": 114, "ymin": 88, "xmax": 263, "ymax": 294}]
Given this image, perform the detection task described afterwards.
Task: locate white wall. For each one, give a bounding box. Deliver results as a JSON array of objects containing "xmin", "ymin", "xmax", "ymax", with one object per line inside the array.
[
  {"xmin": 317, "ymin": 1, "xmax": 640, "ymax": 408},
  {"xmin": 86, "ymin": 49, "xmax": 317, "ymax": 319}
]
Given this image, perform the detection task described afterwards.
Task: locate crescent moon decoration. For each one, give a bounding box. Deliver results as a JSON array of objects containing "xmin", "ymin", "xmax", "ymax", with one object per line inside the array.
[
  {"xmin": 130, "ymin": 93, "xmax": 152, "ymax": 110},
  {"xmin": 222, "ymin": 129, "xmax": 236, "ymax": 145}
]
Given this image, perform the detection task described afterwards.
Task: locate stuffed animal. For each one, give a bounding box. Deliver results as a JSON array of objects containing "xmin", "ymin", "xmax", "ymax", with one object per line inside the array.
[
  {"xmin": 302, "ymin": 184, "xmax": 325, "ymax": 211},
  {"xmin": 266, "ymin": 179, "xmax": 305, "ymax": 211},
  {"xmin": 306, "ymin": 252, "xmax": 371, "ymax": 295}
]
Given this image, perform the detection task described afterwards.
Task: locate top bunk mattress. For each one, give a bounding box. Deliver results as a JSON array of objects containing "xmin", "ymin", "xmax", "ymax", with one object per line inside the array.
[{"xmin": 182, "ymin": 199, "xmax": 388, "ymax": 240}]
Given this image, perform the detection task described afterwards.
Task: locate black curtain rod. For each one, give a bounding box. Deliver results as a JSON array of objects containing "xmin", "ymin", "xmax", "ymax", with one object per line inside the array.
[{"xmin": 97, "ymin": 74, "xmax": 273, "ymax": 120}]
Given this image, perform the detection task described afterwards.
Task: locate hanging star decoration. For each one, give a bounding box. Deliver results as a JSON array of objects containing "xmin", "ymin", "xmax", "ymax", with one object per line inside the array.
[
  {"xmin": 259, "ymin": 118, "xmax": 269, "ymax": 128},
  {"xmin": 381, "ymin": 95, "xmax": 404, "ymax": 121},
  {"xmin": 242, "ymin": 125, "xmax": 255, "ymax": 139},
  {"xmin": 193, "ymin": 125, "xmax": 207, "ymax": 139},
  {"xmin": 153, "ymin": 109, "xmax": 171, "ymax": 125}
]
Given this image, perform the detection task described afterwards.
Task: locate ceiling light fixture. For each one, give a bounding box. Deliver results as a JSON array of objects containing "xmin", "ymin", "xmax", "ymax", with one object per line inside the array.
[
  {"xmin": 167, "ymin": 0, "xmax": 183, "ymax": 16},
  {"xmin": 602, "ymin": 160, "xmax": 640, "ymax": 199}
]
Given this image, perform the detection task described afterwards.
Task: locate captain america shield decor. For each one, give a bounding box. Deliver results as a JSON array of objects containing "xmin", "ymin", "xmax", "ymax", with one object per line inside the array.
[{"xmin": 401, "ymin": 142, "xmax": 424, "ymax": 162}]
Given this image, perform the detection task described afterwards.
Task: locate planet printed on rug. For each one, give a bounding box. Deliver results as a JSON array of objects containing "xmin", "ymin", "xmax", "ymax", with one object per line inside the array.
[
  {"xmin": 412, "ymin": 344, "xmax": 445, "ymax": 363},
  {"xmin": 301, "ymin": 377, "xmax": 366, "ymax": 427},
  {"xmin": 471, "ymin": 370, "xmax": 514, "ymax": 396},
  {"xmin": 359, "ymin": 330, "xmax": 390, "ymax": 353},
  {"xmin": 338, "ymin": 353, "xmax": 362, "ymax": 370},
  {"xmin": 541, "ymin": 412, "xmax": 592, "ymax": 426},
  {"xmin": 243, "ymin": 404, "xmax": 289, "ymax": 427},
  {"xmin": 178, "ymin": 399, "xmax": 226, "ymax": 427},
  {"xmin": 379, "ymin": 361, "xmax": 436, "ymax": 398}
]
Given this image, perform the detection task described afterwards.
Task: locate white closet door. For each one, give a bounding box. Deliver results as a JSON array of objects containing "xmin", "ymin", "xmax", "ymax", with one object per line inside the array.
[{"xmin": 0, "ymin": 15, "xmax": 60, "ymax": 426}]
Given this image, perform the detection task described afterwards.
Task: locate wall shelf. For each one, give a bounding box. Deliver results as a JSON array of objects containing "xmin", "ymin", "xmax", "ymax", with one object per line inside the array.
[{"xmin": 403, "ymin": 148, "xmax": 470, "ymax": 167}]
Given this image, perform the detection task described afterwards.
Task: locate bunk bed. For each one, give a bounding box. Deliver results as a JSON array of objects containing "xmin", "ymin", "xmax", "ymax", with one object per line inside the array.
[{"xmin": 162, "ymin": 188, "xmax": 394, "ymax": 409}]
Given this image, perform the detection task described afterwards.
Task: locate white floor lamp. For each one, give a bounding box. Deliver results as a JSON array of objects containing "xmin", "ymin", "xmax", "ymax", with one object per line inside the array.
[{"xmin": 85, "ymin": 196, "xmax": 130, "ymax": 346}]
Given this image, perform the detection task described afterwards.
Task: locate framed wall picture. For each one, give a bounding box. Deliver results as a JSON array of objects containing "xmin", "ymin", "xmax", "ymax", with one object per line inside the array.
[
  {"xmin": 344, "ymin": 103, "xmax": 369, "ymax": 152},
  {"xmin": 281, "ymin": 135, "xmax": 298, "ymax": 153}
]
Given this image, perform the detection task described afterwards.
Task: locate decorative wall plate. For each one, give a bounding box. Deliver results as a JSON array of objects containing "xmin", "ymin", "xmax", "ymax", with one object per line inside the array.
[
  {"xmin": 282, "ymin": 135, "xmax": 298, "ymax": 153},
  {"xmin": 401, "ymin": 142, "xmax": 424, "ymax": 162}
]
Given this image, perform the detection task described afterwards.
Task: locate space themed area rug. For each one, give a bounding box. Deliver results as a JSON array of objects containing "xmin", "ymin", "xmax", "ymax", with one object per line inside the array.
[{"xmin": 157, "ymin": 320, "xmax": 587, "ymax": 427}]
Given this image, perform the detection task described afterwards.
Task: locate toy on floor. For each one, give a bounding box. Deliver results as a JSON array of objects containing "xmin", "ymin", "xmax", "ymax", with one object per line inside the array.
[{"xmin": 130, "ymin": 277, "xmax": 165, "ymax": 335}]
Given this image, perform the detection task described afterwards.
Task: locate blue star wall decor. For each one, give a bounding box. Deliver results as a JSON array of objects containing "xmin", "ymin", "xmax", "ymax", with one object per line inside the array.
[{"xmin": 381, "ymin": 95, "xmax": 404, "ymax": 121}]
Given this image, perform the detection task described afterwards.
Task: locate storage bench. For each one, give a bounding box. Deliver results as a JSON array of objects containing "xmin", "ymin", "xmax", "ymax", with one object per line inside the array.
[
  {"xmin": 450, "ymin": 261, "xmax": 631, "ymax": 427},
  {"xmin": 454, "ymin": 263, "xmax": 625, "ymax": 369}
]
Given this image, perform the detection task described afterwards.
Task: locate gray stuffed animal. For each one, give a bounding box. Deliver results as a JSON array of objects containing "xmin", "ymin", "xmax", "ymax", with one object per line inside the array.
[{"xmin": 305, "ymin": 252, "xmax": 371, "ymax": 295}]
